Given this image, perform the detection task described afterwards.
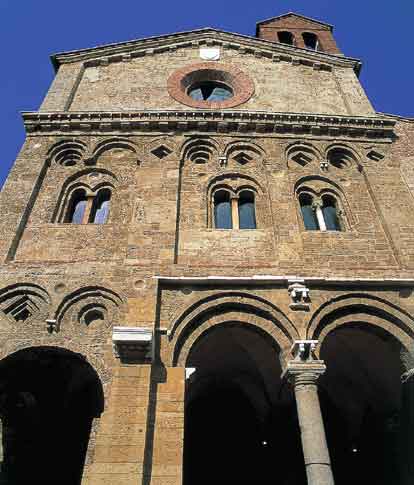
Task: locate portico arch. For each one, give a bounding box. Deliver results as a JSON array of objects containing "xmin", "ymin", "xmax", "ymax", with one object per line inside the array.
[
  {"xmin": 171, "ymin": 295, "xmax": 306, "ymax": 485},
  {"xmin": 306, "ymin": 295, "xmax": 414, "ymax": 485},
  {"xmin": 0, "ymin": 346, "xmax": 103, "ymax": 485}
]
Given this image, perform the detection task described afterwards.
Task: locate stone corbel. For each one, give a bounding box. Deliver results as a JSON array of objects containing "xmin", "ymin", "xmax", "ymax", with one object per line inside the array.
[
  {"xmin": 46, "ymin": 319, "xmax": 59, "ymax": 334},
  {"xmin": 112, "ymin": 327, "xmax": 153, "ymax": 362},
  {"xmin": 291, "ymin": 340, "xmax": 319, "ymax": 362},
  {"xmin": 218, "ymin": 156, "xmax": 227, "ymax": 168},
  {"xmin": 288, "ymin": 279, "xmax": 310, "ymax": 311}
]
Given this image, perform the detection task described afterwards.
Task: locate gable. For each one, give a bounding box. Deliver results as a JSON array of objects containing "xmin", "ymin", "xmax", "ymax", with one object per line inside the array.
[{"xmin": 257, "ymin": 13, "xmax": 332, "ymax": 32}]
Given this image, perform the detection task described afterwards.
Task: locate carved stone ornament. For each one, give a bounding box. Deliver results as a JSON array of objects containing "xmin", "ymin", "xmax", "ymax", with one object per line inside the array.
[
  {"xmin": 112, "ymin": 327, "xmax": 153, "ymax": 362},
  {"xmin": 288, "ymin": 279, "xmax": 310, "ymax": 311},
  {"xmin": 291, "ymin": 340, "xmax": 319, "ymax": 362},
  {"xmin": 200, "ymin": 47, "xmax": 220, "ymax": 60}
]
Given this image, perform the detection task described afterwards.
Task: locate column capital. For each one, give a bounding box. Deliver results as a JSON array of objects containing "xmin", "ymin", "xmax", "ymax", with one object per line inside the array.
[{"xmin": 283, "ymin": 360, "xmax": 326, "ymax": 387}]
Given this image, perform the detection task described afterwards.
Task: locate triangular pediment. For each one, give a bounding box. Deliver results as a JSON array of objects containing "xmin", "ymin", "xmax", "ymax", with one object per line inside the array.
[
  {"xmin": 256, "ymin": 12, "xmax": 333, "ymax": 31},
  {"xmin": 52, "ymin": 27, "xmax": 357, "ymax": 73}
]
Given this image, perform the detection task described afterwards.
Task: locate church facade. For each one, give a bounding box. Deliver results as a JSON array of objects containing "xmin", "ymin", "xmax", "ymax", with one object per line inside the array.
[{"xmin": 0, "ymin": 12, "xmax": 413, "ymax": 485}]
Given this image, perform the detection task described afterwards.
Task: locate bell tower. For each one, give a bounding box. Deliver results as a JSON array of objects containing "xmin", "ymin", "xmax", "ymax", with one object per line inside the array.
[{"xmin": 256, "ymin": 12, "xmax": 342, "ymax": 54}]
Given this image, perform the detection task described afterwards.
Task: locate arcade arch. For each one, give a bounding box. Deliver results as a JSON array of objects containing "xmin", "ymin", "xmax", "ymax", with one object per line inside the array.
[{"xmin": 0, "ymin": 346, "xmax": 103, "ymax": 485}]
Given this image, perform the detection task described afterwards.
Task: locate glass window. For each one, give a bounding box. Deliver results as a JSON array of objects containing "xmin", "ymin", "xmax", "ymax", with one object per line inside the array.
[
  {"xmin": 299, "ymin": 193, "xmax": 319, "ymax": 230},
  {"xmin": 278, "ymin": 31, "xmax": 294, "ymax": 45},
  {"xmin": 90, "ymin": 189, "xmax": 111, "ymax": 224},
  {"xmin": 322, "ymin": 195, "xmax": 342, "ymax": 231},
  {"xmin": 302, "ymin": 32, "xmax": 319, "ymax": 50},
  {"xmin": 238, "ymin": 191, "xmax": 256, "ymax": 229},
  {"xmin": 188, "ymin": 82, "xmax": 233, "ymax": 102},
  {"xmin": 214, "ymin": 190, "xmax": 232, "ymax": 229},
  {"xmin": 65, "ymin": 189, "xmax": 87, "ymax": 224}
]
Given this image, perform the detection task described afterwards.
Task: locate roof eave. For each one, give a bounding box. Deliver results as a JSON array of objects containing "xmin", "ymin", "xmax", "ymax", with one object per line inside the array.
[{"xmin": 50, "ymin": 27, "xmax": 361, "ymax": 75}]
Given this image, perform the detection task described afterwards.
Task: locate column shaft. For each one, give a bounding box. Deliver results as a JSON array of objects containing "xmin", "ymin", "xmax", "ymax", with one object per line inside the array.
[{"xmin": 294, "ymin": 377, "xmax": 334, "ymax": 485}]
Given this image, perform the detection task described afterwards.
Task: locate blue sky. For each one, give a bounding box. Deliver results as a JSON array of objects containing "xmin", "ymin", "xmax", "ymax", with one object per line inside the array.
[{"xmin": 0, "ymin": 0, "xmax": 413, "ymax": 188}]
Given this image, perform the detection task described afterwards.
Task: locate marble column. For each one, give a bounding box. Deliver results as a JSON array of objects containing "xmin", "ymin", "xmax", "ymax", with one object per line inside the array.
[{"xmin": 283, "ymin": 341, "xmax": 334, "ymax": 485}]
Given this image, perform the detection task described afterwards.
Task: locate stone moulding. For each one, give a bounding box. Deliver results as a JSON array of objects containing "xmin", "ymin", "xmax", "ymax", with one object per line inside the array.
[
  {"xmin": 112, "ymin": 326, "xmax": 153, "ymax": 362},
  {"xmin": 22, "ymin": 110, "xmax": 396, "ymax": 140}
]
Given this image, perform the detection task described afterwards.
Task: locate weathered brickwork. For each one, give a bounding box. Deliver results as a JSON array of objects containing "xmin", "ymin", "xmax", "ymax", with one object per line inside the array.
[{"xmin": 0, "ymin": 12, "xmax": 413, "ymax": 485}]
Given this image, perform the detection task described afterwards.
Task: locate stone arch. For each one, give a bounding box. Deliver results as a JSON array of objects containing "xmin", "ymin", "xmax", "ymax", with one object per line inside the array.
[
  {"xmin": 47, "ymin": 138, "xmax": 88, "ymax": 167},
  {"xmin": 54, "ymin": 285, "xmax": 123, "ymax": 330},
  {"xmin": 181, "ymin": 136, "xmax": 220, "ymax": 164},
  {"xmin": 307, "ymin": 293, "xmax": 414, "ymax": 354},
  {"xmin": 224, "ymin": 140, "xmax": 265, "ymax": 166},
  {"xmin": 0, "ymin": 283, "xmax": 50, "ymax": 325},
  {"xmin": 325, "ymin": 143, "xmax": 362, "ymax": 170},
  {"xmin": 294, "ymin": 174, "xmax": 355, "ymax": 229},
  {"xmin": 52, "ymin": 168, "xmax": 118, "ymax": 222},
  {"xmin": 90, "ymin": 137, "xmax": 139, "ymax": 165},
  {"xmin": 168, "ymin": 292, "xmax": 298, "ymax": 366},
  {"xmin": 0, "ymin": 346, "xmax": 104, "ymax": 485},
  {"xmin": 286, "ymin": 141, "xmax": 321, "ymax": 168}
]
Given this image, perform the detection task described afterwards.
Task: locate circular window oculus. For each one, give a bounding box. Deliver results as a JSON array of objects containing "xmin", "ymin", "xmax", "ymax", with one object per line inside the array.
[
  {"xmin": 168, "ymin": 62, "xmax": 255, "ymax": 109},
  {"xmin": 188, "ymin": 81, "xmax": 233, "ymax": 102}
]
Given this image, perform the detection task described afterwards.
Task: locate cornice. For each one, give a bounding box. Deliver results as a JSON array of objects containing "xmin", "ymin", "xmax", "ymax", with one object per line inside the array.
[
  {"xmin": 22, "ymin": 110, "xmax": 396, "ymax": 141},
  {"xmin": 51, "ymin": 29, "xmax": 361, "ymax": 74}
]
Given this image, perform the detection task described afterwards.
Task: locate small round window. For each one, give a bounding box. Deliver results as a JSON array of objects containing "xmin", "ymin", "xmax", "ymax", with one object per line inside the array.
[{"xmin": 188, "ymin": 81, "xmax": 233, "ymax": 102}]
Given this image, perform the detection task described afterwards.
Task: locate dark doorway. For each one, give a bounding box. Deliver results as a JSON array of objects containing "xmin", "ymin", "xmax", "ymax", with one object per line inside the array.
[
  {"xmin": 0, "ymin": 347, "xmax": 104, "ymax": 485},
  {"xmin": 183, "ymin": 325, "xmax": 306, "ymax": 485},
  {"xmin": 320, "ymin": 324, "xmax": 404, "ymax": 485}
]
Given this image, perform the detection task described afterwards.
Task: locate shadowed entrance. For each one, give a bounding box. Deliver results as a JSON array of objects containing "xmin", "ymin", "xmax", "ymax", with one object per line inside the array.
[
  {"xmin": 320, "ymin": 324, "xmax": 405, "ymax": 485},
  {"xmin": 0, "ymin": 347, "xmax": 104, "ymax": 485},
  {"xmin": 183, "ymin": 324, "xmax": 306, "ymax": 485}
]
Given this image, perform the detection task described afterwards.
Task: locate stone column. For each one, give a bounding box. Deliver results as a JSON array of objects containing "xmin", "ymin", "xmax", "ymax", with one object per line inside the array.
[{"xmin": 283, "ymin": 341, "xmax": 334, "ymax": 485}]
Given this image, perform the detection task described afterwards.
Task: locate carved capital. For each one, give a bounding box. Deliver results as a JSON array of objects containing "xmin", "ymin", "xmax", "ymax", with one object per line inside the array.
[{"xmin": 283, "ymin": 361, "xmax": 326, "ymax": 388}]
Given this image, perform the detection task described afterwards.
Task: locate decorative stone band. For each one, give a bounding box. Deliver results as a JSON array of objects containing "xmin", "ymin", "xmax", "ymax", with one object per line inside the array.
[
  {"xmin": 22, "ymin": 110, "xmax": 396, "ymax": 141},
  {"xmin": 112, "ymin": 326, "xmax": 153, "ymax": 362}
]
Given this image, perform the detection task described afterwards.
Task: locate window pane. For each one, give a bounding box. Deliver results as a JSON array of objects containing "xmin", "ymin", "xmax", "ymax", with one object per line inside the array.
[
  {"xmin": 322, "ymin": 204, "xmax": 341, "ymax": 231},
  {"xmin": 93, "ymin": 200, "xmax": 110, "ymax": 224},
  {"xmin": 214, "ymin": 191, "xmax": 232, "ymax": 229},
  {"xmin": 72, "ymin": 200, "xmax": 87, "ymax": 224},
  {"xmin": 299, "ymin": 195, "xmax": 319, "ymax": 230},
  {"xmin": 90, "ymin": 189, "xmax": 111, "ymax": 224},
  {"xmin": 65, "ymin": 188, "xmax": 87, "ymax": 224},
  {"xmin": 238, "ymin": 192, "xmax": 256, "ymax": 229}
]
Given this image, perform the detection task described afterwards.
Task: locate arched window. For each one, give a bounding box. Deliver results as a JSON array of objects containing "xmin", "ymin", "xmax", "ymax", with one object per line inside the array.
[
  {"xmin": 321, "ymin": 195, "xmax": 342, "ymax": 231},
  {"xmin": 302, "ymin": 32, "xmax": 320, "ymax": 51},
  {"xmin": 89, "ymin": 189, "xmax": 111, "ymax": 224},
  {"xmin": 214, "ymin": 190, "xmax": 232, "ymax": 229},
  {"xmin": 65, "ymin": 188, "xmax": 88, "ymax": 224},
  {"xmin": 238, "ymin": 191, "xmax": 256, "ymax": 229},
  {"xmin": 278, "ymin": 31, "xmax": 294, "ymax": 45},
  {"xmin": 63, "ymin": 187, "xmax": 112, "ymax": 224},
  {"xmin": 299, "ymin": 192, "xmax": 343, "ymax": 232},
  {"xmin": 299, "ymin": 193, "xmax": 319, "ymax": 231}
]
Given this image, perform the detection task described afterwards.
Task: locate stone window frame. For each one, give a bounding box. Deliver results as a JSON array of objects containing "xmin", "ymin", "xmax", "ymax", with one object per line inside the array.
[
  {"xmin": 167, "ymin": 62, "xmax": 255, "ymax": 109},
  {"xmin": 207, "ymin": 177, "xmax": 260, "ymax": 230},
  {"xmin": 296, "ymin": 185, "xmax": 349, "ymax": 233},
  {"xmin": 54, "ymin": 178, "xmax": 115, "ymax": 225}
]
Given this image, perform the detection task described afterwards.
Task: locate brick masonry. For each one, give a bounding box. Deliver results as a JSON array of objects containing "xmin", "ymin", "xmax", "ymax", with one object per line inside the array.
[{"xmin": 0, "ymin": 12, "xmax": 413, "ymax": 485}]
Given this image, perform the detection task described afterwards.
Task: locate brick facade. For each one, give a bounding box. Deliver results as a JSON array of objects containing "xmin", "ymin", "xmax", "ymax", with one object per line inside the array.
[{"xmin": 0, "ymin": 12, "xmax": 413, "ymax": 485}]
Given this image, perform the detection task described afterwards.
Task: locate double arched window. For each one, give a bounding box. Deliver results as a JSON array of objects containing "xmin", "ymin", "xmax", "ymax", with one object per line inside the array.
[
  {"xmin": 299, "ymin": 192, "xmax": 343, "ymax": 231},
  {"xmin": 213, "ymin": 189, "xmax": 256, "ymax": 230},
  {"xmin": 65, "ymin": 187, "xmax": 111, "ymax": 224}
]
